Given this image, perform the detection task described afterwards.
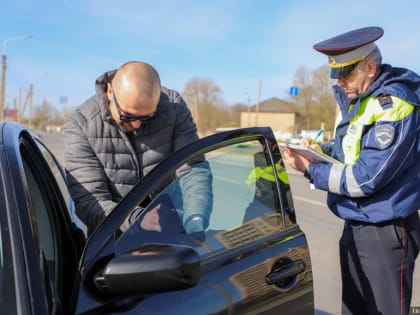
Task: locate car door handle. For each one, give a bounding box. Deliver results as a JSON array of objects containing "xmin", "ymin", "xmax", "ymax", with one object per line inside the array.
[{"xmin": 265, "ymin": 259, "xmax": 305, "ymax": 285}]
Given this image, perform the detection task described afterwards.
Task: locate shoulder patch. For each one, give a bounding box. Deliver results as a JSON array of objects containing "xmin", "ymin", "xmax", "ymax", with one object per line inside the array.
[
  {"xmin": 374, "ymin": 125, "xmax": 395, "ymax": 149},
  {"xmin": 378, "ymin": 95, "xmax": 393, "ymax": 109}
]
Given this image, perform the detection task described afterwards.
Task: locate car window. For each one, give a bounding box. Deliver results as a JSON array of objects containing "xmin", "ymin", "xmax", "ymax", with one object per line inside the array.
[
  {"xmin": 34, "ymin": 139, "xmax": 69, "ymax": 204},
  {"xmin": 21, "ymin": 155, "xmax": 58, "ymax": 286},
  {"xmin": 115, "ymin": 140, "xmax": 290, "ymax": 258},
  {"xmin": 18, "ymin": 136, "xmax": 84, "ymax": 313},
  {"xmin": 34, "ymin": 139, "xmax": 85, "ymax": 231}
]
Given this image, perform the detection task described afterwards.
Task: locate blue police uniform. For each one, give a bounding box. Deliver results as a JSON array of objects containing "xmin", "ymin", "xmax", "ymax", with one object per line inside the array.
[{"xmin": 310, "ymin": 26, "xmax": 420, "ymax": 315}]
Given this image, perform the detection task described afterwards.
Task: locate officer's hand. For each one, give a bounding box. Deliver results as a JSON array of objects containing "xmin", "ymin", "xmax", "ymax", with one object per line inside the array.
[
  {"xmin": 301, "ymin": 137, "xmax": 323, "ymax": 153},
  {"xmin": 283, "ymin": 148, "xmax": 311, "ymax": 173},
  {"xmin": 301, "ymin": 137, "xmax": 314, "ymax": 146}
]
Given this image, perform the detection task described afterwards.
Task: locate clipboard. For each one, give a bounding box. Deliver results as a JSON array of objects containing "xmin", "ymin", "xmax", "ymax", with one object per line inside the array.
[{"xmin": 280, "ymin": 143, "xmax": 343, "ymax": 164}]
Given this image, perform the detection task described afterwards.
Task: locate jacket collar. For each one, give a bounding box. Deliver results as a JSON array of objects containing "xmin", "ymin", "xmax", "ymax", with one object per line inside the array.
[
  {"xmin": 370, "ymin": 64, "xmax": 420, "ymax": 107},
  {"xmin": 95, "ymin": 69, "xmax": 117, "ymax": 122}
]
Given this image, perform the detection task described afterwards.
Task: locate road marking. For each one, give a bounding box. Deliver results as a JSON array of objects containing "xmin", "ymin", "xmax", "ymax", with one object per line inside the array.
[
  {"xmin": 215, "ymin": 175, "xmax": 327, "ymax": 207},
  {"xmin": 293, "ymin": 195, "xmax": 326, "ymax": 207}
]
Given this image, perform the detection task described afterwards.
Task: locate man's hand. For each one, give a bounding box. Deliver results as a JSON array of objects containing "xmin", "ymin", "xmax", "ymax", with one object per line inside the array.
[
  {"xmin": 140, "ymin": 204, "xmax": 162, "ymax": 232},
  {"xmin": 185, "ymin": 216, "xmax": 205, "ymax": 243}
]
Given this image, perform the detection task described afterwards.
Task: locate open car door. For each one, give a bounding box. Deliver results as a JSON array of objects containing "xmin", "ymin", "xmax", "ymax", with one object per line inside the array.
[{"xmin": 74, "ymin": 127, "xmax": 314, "ymax": 315}]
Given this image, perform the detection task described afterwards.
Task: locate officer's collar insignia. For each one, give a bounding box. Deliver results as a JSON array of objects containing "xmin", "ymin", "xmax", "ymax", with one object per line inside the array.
[
  {"xmin": 375, "ymin": 125, "xmax": 395, "ymax": 149},
  {"xmin": 348, "ymin": 124, "xmax": 359, "ymax": 135}
]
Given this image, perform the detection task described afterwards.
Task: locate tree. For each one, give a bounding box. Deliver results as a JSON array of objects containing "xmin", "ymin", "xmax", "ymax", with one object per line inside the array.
[
  {"xmin": 30, "ymin": 99, "xmax": 65, "ymax": 130},
  {"xmin": 182, "ymin": 77, "xmax": 230, "ymax": 135},
  {"xmin": 290, "ymin": 65, "xmax": 336, "ymax": 136},
  {"xmin": 230, "ymin": 102, "xmax": 248, "ymax": 125}
]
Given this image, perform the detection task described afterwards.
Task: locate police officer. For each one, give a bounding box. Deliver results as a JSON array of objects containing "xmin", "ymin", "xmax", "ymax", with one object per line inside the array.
[{"xmin": 284, "ymin": 26, "xmax": 420, "ymax": 315}]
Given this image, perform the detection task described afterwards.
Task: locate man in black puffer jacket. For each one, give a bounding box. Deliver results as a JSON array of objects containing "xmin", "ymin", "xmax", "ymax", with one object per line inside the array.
[{"xmin": 64, "ymin": 61, "xmax": 212, "ymax": 236}]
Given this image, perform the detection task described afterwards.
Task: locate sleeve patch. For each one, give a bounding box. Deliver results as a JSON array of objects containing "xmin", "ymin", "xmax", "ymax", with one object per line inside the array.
[{"xmin": 374, "ymin": 125, "xmax": 395, "ymax": 149}]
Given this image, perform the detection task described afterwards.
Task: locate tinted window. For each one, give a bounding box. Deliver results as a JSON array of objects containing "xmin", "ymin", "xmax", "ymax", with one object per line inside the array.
[
  {"xmin": 115, "ymin": 140, "xmax": 290, "ymax": 258},
  {"xmin": 35, "ymin": 139, "xmax": 85, "ymax": 231},
  {"xmin": 22, "ymin": 155, "xmax": 58, "ymax": 287}
]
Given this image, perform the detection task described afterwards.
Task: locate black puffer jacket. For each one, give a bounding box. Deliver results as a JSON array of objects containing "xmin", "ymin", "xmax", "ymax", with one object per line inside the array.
[{"xmin": 64, "ymin": 70, "xmax": 205, "ymax": 233}]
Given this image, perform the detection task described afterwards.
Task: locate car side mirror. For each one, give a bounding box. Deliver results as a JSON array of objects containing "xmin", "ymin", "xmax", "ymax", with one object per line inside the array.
[{"xmin": 94, "ymin": 244, "xmax": 200, "ymax": 294}]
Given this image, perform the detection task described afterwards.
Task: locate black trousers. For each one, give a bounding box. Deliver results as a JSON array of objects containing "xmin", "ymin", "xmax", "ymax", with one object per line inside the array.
[{"xmin": 340, "ymin": 211, "xmax": 420, "ymax": 315}]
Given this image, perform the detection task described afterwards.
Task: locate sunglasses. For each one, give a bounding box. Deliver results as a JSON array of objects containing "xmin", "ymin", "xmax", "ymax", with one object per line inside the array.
[{"xmin": 111, "ymin": 88, "xmax": 157, "ymax": 123}]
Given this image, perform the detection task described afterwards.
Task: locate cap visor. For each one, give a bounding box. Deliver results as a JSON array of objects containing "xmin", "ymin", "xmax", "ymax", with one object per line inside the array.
[
  {"xmin": 330, "ymin": 63, "xmax": 358, "ymax": 79},
  {"xmin": 330, "ymin": 68, "xmax": 340, "ymax": 79}
]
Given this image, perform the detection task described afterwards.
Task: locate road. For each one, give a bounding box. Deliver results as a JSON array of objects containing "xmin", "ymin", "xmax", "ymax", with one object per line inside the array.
[{"xmin": 40, "ymin": 131, "xmax": 419, "ymax": 315}]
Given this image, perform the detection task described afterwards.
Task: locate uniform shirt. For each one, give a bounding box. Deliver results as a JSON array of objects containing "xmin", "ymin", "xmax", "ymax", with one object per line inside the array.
[{"xmin": 308, "ymin": 64, "xmax": 420, "ymax": 222}]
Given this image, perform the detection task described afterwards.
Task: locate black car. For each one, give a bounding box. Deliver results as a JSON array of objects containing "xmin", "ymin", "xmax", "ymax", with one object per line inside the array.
[{"xmin": 0, "ymin": 122, "xmax": 313, "ymax": 314}]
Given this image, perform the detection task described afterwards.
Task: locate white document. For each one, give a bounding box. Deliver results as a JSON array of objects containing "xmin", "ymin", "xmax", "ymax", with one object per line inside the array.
[{"xmin": 280, "ymin": 143, "xmax": 343, "ymax": 164}]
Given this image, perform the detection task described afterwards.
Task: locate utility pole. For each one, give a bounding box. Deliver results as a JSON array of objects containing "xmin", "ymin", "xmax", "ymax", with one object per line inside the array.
[
  {"xmin": 254, "ymin": 80, "xmax": 262, "ymax": 126},
  {"xmin": 17, "ymin": 84, "xmax": 33, "ymax": 127},
  {"xmin": 242, "ymin": 92, "xmax": 252, "ymax": 127},
  {"xmin": 247, "ymin": 97, "xmax": 251, "ymax": 127},
  {"xmin": 0, "ymin": 35, "xmax": 32, "ymax": 121}
]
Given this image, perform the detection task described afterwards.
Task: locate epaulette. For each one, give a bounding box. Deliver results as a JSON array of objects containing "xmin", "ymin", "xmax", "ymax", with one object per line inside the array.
[{"xmin": 378, "ymin": 95, "xmax": 393, "ymax": 109}]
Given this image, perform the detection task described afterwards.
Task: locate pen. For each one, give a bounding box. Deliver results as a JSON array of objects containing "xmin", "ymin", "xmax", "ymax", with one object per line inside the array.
[{"xmin": 313, "ymin": 129, "xmax": 324, "ymax": 143}]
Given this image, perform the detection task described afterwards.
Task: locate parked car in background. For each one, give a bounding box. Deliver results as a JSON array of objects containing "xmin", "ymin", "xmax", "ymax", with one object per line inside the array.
[{"xmin": 0, "ymin": 122, "xmax": 313, "ymax": 314}]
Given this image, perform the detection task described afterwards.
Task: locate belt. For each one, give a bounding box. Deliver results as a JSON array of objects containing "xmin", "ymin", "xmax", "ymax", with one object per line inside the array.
[{"xmin": 345, "ymin": 211, "xmax": 419, "ymax": 228}]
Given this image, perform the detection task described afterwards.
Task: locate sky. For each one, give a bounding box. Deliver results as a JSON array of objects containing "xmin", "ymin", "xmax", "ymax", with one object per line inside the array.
[{"xmin": 1, "ymin": 0, "xmax": 420, "ymax": 112}]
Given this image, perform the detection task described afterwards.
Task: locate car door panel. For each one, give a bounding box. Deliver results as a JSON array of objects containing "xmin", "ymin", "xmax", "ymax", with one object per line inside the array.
[
  {"xmin": 98, "ymin": 230, "xmax": 311, "ymax": 315},
  {"xmin": 76, "ymin": 127, "xmax": 313, "ymax": 314}
]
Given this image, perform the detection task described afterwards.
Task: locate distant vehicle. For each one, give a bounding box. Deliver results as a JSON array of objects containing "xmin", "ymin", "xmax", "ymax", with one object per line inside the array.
[
  {"xmin": 289, "ymin": 136, "xmax": 303, "ymax": 144},
  {"xmin": 0, "ymin": 122, "xmax": 313, "ymax": 314}
]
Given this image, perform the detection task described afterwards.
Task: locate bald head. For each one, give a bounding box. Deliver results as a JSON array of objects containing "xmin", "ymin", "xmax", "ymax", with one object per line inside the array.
[{"xmin": 111, "ymin": 61, "xmax": 161, "ymax": 106}]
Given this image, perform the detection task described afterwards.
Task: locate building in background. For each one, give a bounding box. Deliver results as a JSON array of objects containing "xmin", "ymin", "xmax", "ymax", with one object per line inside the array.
[{"xmin": 240, "ymin": 97, "xmax": 302, "ymax": 137}]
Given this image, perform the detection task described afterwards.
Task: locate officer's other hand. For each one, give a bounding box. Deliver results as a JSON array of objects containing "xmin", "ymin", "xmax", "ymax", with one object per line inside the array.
[
  {"xmin": 301, "ymin": 137, "xmax": 323, "ymax": 153},
  {"xmin": 283, "ymin": 148, "xmax": 311, "ymax": 173},
  {"xmin": 301, "ymin": 137, "xmax": 314, "ymax": 146}
]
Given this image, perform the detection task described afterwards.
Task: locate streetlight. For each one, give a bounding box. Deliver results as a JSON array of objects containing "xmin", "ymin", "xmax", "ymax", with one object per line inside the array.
[{"xmin": 1, "ymin": 35, "xmax": 32, "ymax": 121}]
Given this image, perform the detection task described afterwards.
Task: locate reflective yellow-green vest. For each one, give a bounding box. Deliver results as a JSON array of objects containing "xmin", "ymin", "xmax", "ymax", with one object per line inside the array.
[
  {"xmin": 246, "ymin": 163, "xmax": 289, "ymax": 185},
  {"xmin": 342, "ymin": 96, "xmax": 415, "ymax": 164}
]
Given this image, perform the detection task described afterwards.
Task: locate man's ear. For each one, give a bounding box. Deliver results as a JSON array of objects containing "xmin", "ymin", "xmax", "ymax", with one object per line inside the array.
[
  {"xmin": 366, "ymin": 59, "xmax": 378, "ymax": 78},
  {"xmin": 107, "ymin": 83, "xmax": 113, "ymax": 101}
]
